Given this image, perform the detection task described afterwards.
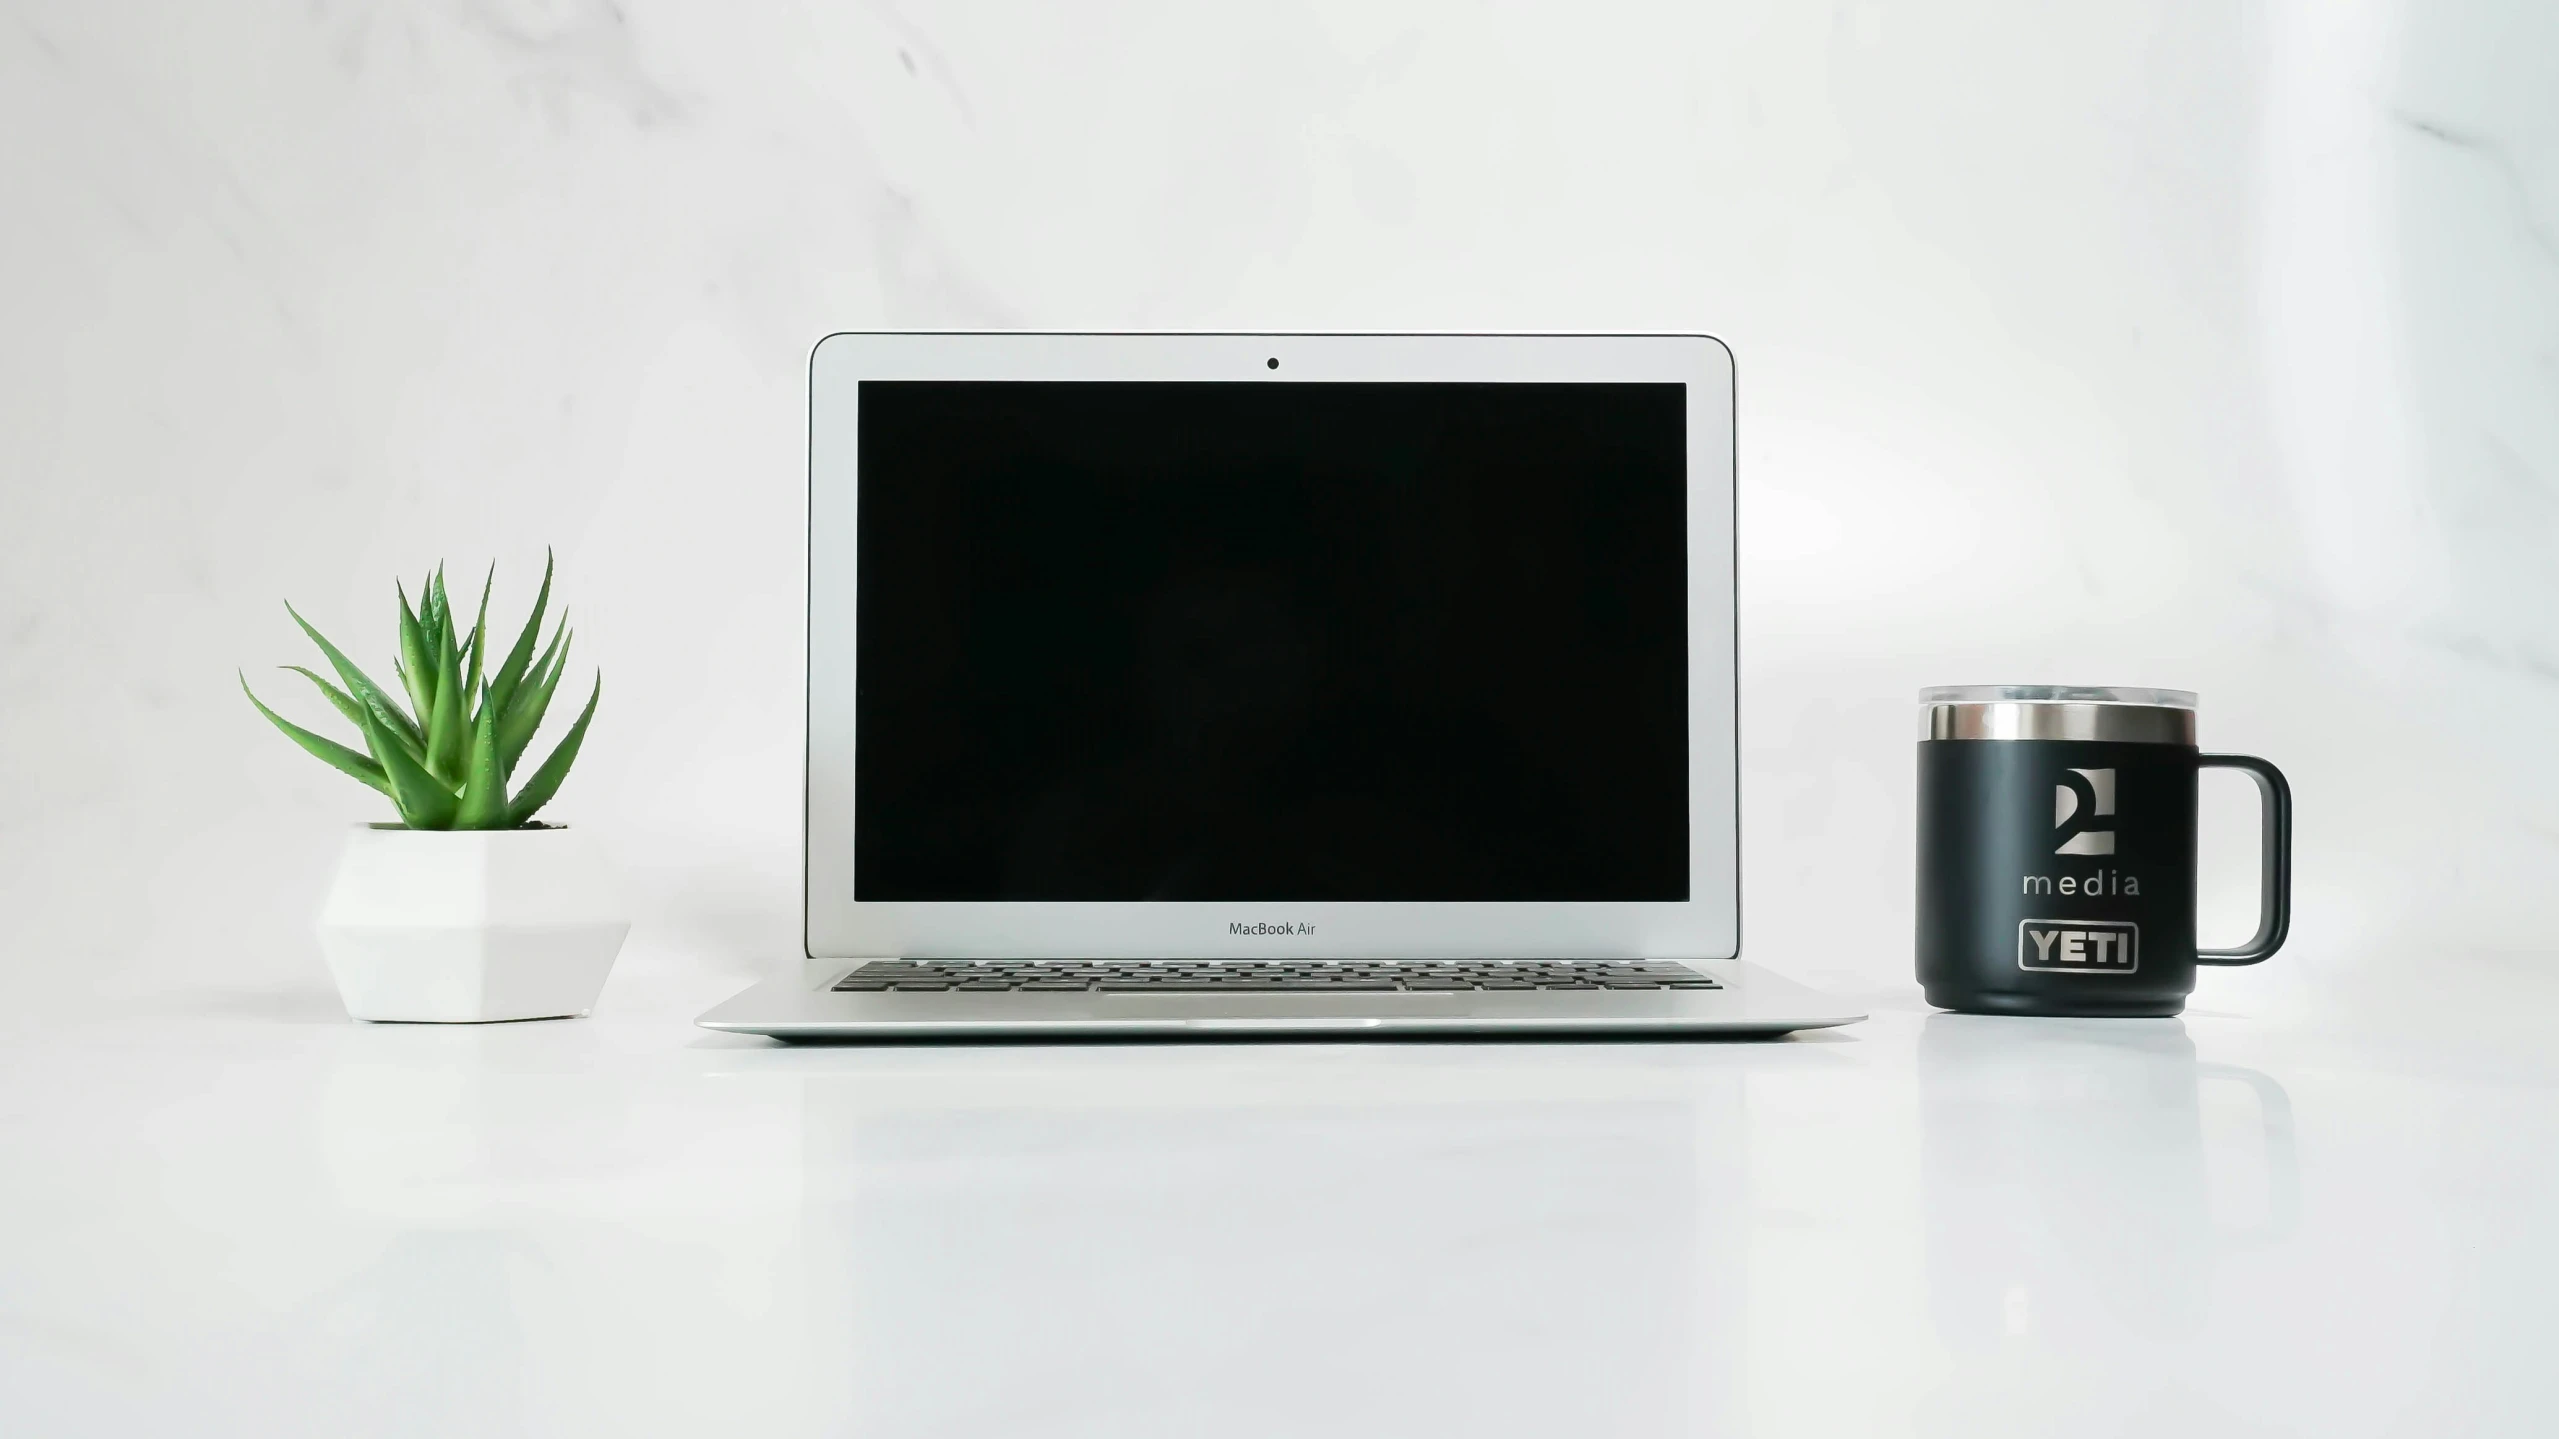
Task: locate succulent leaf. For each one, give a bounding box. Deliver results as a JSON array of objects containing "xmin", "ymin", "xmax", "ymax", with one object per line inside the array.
[
  {"xmin": 397, "ymin": 581, "xmax": 436, "ymax": 722},
  {"xmin": 465, "ymin": 561, "xmax": 493, "ymax": 719},
  {"xmin": 427, "ymin": 608, "xmax": 467, "ymax": 784},
  {"xmin": 242, "ymin": 673, "xmax": 392, "ymax": 798},
  {"xmin": 286, "ymin": 602, "xmax": 424, "ymax": 751},
  {"xmin": 498, "ymin": 625, "xmax": 571, "ymax": 778},
  {"xmin": 422, "ymin": 569, "xmax": 450, "ymax": 669},
  {"xmin": 283, "ymin": 665, "xmax": 368, "ymax": 732},
  {"xmin": 364, "ymin": 705, "xmax": 458, "ymax": 829},
  {"xmin": 484, "ymin": 549, "xmax": 552, "ymax": 724},
  {"xmin": 282, "ymin": 662, "xmax": 427, "ymax": 775},
  {"xmin": 504, "ymin": 674, "xmax": 600, "ymax": 828},
  {"xmin": 453, "ymin": 696, "xmax": 508, "ymax": 829}
]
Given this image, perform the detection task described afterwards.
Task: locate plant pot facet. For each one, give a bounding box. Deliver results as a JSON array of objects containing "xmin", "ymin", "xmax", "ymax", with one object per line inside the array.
[{"xmin": 317, "ymin": 826, "xmax": 630, "ymax": 1022}]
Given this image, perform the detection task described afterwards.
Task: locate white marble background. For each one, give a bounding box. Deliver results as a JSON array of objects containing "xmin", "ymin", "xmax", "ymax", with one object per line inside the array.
[{"xmin": 1, "ymin": 0, "xmax": 2553, "ymax": 1004}]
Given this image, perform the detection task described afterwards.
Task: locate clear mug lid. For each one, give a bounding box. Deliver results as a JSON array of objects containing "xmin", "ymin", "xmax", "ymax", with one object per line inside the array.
[{"xmin": 1920, "ymin": 685, "xmax": 2196, "ymax": 709}]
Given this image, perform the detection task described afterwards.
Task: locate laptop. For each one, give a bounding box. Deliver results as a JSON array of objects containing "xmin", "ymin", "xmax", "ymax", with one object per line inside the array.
[{"xmin": 696, "ymin": 332, "xmax": 1864, "ymax": 1039}]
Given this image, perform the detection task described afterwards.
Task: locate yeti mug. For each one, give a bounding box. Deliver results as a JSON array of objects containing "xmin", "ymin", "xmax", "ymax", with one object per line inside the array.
[{"xmin": 1916, "ymin": 686, "xmax": 2292, "ymax": 1017}]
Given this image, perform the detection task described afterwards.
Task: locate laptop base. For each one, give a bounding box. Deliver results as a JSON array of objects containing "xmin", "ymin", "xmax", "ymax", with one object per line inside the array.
[{"xmin": 696, "ymin": 960, "xmax": 1864, "ymax": 1041}]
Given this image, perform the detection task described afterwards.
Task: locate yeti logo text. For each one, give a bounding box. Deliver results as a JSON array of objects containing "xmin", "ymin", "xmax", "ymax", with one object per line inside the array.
[
  {"xmin": 2054, "ymin": 767, "xmax": 2116, "ymax": 855},
  {"xmin": 2018, "ymin": 919, "xmax": 2140, "ymax": 973}
]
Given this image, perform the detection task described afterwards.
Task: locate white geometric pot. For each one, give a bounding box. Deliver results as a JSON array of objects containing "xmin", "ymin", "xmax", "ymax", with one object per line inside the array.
[{"xmin": 316, "ymin": 825, "xmax": 631, "ymax": 1023}]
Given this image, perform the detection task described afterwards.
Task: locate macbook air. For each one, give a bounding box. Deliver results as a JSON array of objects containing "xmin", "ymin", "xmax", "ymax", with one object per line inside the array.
[{"xmin": 697, "ymin": 332, "xmax": 1863, "ymax": 1039}]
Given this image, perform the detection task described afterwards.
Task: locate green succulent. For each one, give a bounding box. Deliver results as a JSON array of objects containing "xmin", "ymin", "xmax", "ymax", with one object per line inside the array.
[{"xmin": 242, "ymin": 554, "xmax": 601, "ymax": 830}]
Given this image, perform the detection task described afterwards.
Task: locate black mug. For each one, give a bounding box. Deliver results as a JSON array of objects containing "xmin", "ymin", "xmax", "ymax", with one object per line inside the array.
[{"xmin": 1916, "ymin": 686, "xmax": 2292, "ymax": 1017}]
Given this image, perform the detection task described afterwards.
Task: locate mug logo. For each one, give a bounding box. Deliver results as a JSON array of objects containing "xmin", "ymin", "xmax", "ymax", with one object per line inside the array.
[
  {"xmin": 2019, "ymin": 918, "xmax": 2140, "ymax": 973},
  {"xmin": 2054, "ymin": 767, "xmax": 2115, "ymax": 855}
]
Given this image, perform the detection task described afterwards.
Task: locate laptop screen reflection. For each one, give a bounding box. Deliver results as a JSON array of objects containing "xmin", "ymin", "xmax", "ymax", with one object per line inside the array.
[{"xmin": 791, "ymin": 1052, "xmax": 1746, "ymax": 1437}]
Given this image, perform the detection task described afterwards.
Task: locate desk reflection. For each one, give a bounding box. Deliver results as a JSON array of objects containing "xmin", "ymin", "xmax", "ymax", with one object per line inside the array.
[{"xmin": 784, "ymin": 1046, "xmax": 1812, "ymax": 1438}]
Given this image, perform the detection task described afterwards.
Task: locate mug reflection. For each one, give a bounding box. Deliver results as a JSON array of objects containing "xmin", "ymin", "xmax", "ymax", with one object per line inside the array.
[{"xmin": 1916, "ymin": 1015, "xmax": 2298, "ymax": 1428}]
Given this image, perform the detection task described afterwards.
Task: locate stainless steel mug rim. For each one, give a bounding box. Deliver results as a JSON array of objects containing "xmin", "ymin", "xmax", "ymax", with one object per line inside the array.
[{"xmin": 1920, "ymin": 686, "xmax": 2199, "ymax": 745}]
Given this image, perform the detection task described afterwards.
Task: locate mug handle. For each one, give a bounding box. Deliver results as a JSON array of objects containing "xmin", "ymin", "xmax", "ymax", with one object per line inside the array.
[{"xmin": 2196, "ymin": 754, "xmax": 2293, "ymax": 965}]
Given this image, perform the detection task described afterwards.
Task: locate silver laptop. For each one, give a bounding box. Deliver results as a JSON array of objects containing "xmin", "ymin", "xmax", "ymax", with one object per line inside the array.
[{"xmin": 697, "ymin": 332, "xmax": 1863, "ymax": 1040}]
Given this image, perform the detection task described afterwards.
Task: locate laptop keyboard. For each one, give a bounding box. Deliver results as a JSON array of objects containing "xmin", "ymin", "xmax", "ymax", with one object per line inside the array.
[{"xmin": 831, "ymin": 959, "xmax": 1721, "ymax": 993}]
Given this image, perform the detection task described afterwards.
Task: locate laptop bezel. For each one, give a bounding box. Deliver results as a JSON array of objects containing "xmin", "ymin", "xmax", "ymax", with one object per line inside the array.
[{"xmin": 804, "ymin": 332, "xmax": 1738, "ymax": 961}]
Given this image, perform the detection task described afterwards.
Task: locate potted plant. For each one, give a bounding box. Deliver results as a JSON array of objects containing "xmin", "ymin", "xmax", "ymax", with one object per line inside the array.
[{"xmin": 243, "ymin": 555, "xmax": 626, "ymax": 1022}]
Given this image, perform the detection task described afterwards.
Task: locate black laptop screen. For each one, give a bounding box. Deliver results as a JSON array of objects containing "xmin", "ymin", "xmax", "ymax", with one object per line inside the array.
[{"xmin": 852, "ymin": 381, "xmax": 1689, "ymax": 902}]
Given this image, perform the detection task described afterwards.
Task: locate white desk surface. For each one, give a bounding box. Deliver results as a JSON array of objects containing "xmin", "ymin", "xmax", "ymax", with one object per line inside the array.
[{"xmin": 3, "ymin": 948, "xmax": 2552, "ymax": 1438}]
